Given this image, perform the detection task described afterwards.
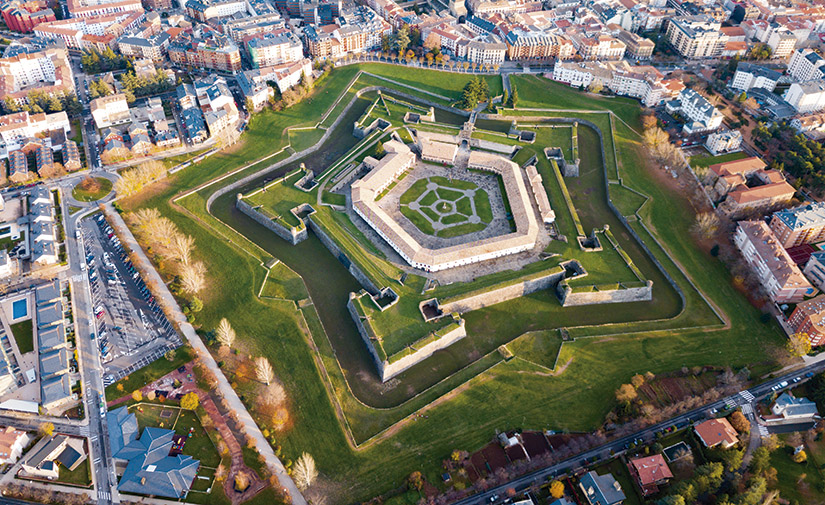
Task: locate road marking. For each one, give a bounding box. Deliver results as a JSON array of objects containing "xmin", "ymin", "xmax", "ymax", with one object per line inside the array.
[
  {"xmin": 739, "ymin": 391, "xmax": 755, "ymax": 402},
  {"xmin": 724, "ymin": 398, "xmax": 736, "ymax": 409},
  {"xmin": 741, "ymin": 404, "xmax": 752, "ymax": 415},
  {"xmin": 758, "ymin": 425, "xmax": 769, "ymax": 437}
]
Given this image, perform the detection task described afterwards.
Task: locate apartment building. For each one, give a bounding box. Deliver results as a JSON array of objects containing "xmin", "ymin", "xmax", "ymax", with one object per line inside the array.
[
  {"xmin": 790, "ymin": 112, "xmax": 825, "ymax": 135},
  {"xmin": 704, "ymin": 130, "xmax": 742, "ymax": 155},
  {"xmin": 711, "ymin": 157, "xmax": 796, "ymax": 217},
  {"xmin": 168, "ymin": 26, "xmax": 241, "ymax": 72},
  {"xmin": 0, "ymin": 0, "xmax": 55, "ymax": 33},
  {"xmin": 467, "ymin": 0, "xmax": 543, "ymax": 16},
  {"xmin": 65, "ymin": 0, "xmax": 143, "ymax": 18},
  {"xmin": 766, "ymin": 26, "xmax": 797, "ymax": 59},
  {"xmin": 788, "ymin": 48, "xmax": 825, "ymax": 83},
  {"xmin": 770, "ymin": 202, "xmax": 825, "ymax": 248},
  {"xmin": 186, "ymin": 0, "xmax": 246, "ymax": 22},
  {"xmin": 787, "ymin": 292, "xmax": 825, "ymax": 345},
  {"xmin": 553, "ymin": 60, "xmax": 683, "ymax": 106},
  {"xmin": 304, "ymin": 6, "xmax": 391, "ymax": 59},
  {"xmin": 0, "ymin": 110, "xmax": 70, "ymax": 156},
  {"xmin": 733, "ymin": 220, "xmax": 816, "ymax": 303},
  {"xmin": 500, "ymin": 25, "xmax": 574, "ymax": 61},
  {"xmin": 784, "ymin": 80, "xmax": 825, "ymax": 114},
  {"xmin": 33, "ymin": 11, "xmax": 145, "ymax": 50},
  {"xmin": 117, "ymin": 29, "xmax": 174, "ymax": 60},
  {"xmin": 239, "ymin": 57, "xmax": 311, "ymax": 101},
  {"xmin": 193, "ymin": 76, "xmax": 239, "ymax": 136},
  {"xmin": 615, "ymin": 30, "xmax": 655, "ymax": 59},
  {"xmin": 244, "ymin": 29, "xmax": 303, "ymax": 68},
  {"xmin": 666, "ymin": 88, "xmax": 724, "ymax": 133},
  {"xmin": 90, "ymin": 93, "xmax": 130, "ymax": 129},
  {"xmin": 0, "ymin": 44, "xmax": 74, "ymax": 105},
  {"xmin": 665, "ymin": 16, "xmax": 728, "ymax": 59},
  {"xmin": 730, "ymin": 62, "xmax": 781, "ymax": 92},
  {"xmin": 221, "ymin": 11, "xmax": 283, "ymax": 43}
]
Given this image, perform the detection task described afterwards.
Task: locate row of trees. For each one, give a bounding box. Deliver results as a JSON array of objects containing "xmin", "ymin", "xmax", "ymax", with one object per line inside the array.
[
  {"xmin": 119, "ymin": 69, "xmax": 176, "ymax": 101},
  {"xmin": 1, "ymin": 90, "xmax": 82, "ymax": 116},
  {"xmin": 752, "ymin": 122, "xmax": 825, "ymax": 191},
  {"xmin": 81, "ymin": 47, "xmax": 131, "ymax": 74},
  {"xmin": 114, "ymin": 160, "xmax": 167, "ymax": 197}
]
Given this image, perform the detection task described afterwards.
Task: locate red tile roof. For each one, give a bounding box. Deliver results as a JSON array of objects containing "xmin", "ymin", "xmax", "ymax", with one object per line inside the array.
[
  {"xmin": 629, "ymin": 455, "xmax": 672, "ymax": 485},
  {"xmin": 694, "ymin": 418, "xmax": 738, "ymax": 448}
]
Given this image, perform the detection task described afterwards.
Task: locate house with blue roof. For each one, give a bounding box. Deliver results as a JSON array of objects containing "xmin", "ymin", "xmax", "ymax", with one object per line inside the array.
[
  {"xmin": 769, "ymin": 392, "xmax": 819, "ymax": 423},
  {"xmin": 107, "ymin": 406, "xmax": 199, "ymax": 499},
  {"xmin": 579, "ymin": 471, "xmax": 625, "ymax": 505}
]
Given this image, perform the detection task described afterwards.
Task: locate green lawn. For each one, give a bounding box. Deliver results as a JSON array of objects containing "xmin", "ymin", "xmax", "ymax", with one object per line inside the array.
[
  {"xmin": 72, "ymin": 177, "xmax": 113, "ymax": 202},
  {"xmin": 689, "ymin": 151, "xmax": 749, "ymax": 169},
  {"xmin": 57, "ymin": 458, "xmax": 92, "ymax": 487},
  {"xmin": 175, "ymin": 408, "xmax": 222, "ymax": 468},
  {"xmin": 118, "ymin": 67, "xmax": 787, "ymax": 503},
  {"xmin": 10, "ymin": 320, "xmax": 33, "ymax": 354},
  {"xmin": 772, "ymin": 438, "xmax": 825, "ymax": 504},
  {"xmin": 105, "ymin": 345, "xmax": 194, "ymax": 401}
]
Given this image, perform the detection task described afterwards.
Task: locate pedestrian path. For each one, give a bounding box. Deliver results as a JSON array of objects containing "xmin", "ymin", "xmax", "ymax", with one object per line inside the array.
[{"xmin": 739, "ymin": 390, "xmax": 755, "ymax": 402}]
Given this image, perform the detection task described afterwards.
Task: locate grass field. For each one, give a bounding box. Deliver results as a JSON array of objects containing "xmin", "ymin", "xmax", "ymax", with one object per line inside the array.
[
  {"xmin": 106, "ymin": 345, "xmax": 195, "ymax": 400},
  {"xmin": 118, "ymin": 64, "xmax": 787, "ymax": 502},
  {"xmin": 72, "ymin": 177, "xmax": 113, "ymax": 202},
  {"xmin": 689, "ymin": 151, "xmax": 749, "ymax": 169},
  {"xmin": 10, "ymin": 320, "xmax": 32, "ymax": 354}
]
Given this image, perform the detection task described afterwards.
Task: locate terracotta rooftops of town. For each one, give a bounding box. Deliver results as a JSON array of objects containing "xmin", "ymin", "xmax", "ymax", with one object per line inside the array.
[
  {"xmin": 629, "ymin": 455, "xmax": 673, "ymax": 485},
  {"xmin": 727, "ymin": 181, "xmax": 795, "ymax": 204},
  {"xmin": 694, "ymin": 418, "xmax": 738, "ymax": 448},
  {"xmin": 710, "ymin": 156, "xmax": 767, "ymax": 177},
  {"xmin": 793, "ymin": 294, "xmax": 825, "ymax": 332}
]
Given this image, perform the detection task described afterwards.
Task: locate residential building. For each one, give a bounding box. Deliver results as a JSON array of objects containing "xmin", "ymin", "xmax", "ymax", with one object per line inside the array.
[
  {"xmin": 152, "ymin": 120, "xmax": 179, "ymax": 148},
  {"xmin": 628, "ymin": 455, "xmax": 672, "ymax": 496},
  {"xmin": 193, "ymin": 75, "xmax": 239, "ymax": 136},
  {"xmin": 730, "ymin": 62, "xmax": 781, "ymax": 92},
  {"xmin": 710, "ymin": 157, "xmax": 795, "ymax": 216},
  {"xmin": 788, "ymin": 292, "xmax": 825, "ymax": 346},
  {"xmin": 176, "ymin": 85, "xmax": 207, "ymax": 144},
  {"xmin": 568, "ymin": 32, "xmax": 626, "ymax": 61},
  {"xmin": 791, "ymin": 112, "xmax": 825, "ymax": 136},
  {"xmin": 769, "ymin": 392, "xmax": 819, "ymax": 421},
  {"xmin": 788, "ymin": 48, "xmax": 825, "ymax": 83},
  {"xmin": 108, "ymin": 406, "xmax": 200, "ymax": 499},
  {"xmin": 0, "ymin": 44, "xmax": 74, "ymax": 105},
  {"xmin": 65, "ymin": 0, "xmax": 142, "ymax": 17},
  {"xmin": 615, "ymin": 29, "xmax": 655, "ymax": 59},
  {"xmin": 770, "ymin": 202, "xmax": 825, "ymax": 248},
  {"xmin": 784, "ymin": 80, "xmax": 825, "ymax": 114},
  {"xmin": 0, "ymin": 426, "xmax": 29, "ymax": 464},
  {"xmin": 21, "ymin": 435, "xmax": 86, "ymax": 479},
  {"xmin": 466, "ymin": 0, "xmax": 542, "ymax": 16},
  {"xmin": 303, "ymin": 6, "xmax": 391, "ymax": 60},
  {"xmin": 185, "ymin": 0, "xmax": 247, "ymax": 22},
  {"xmin": 168, "ymin": 26, "xmax": 241, "ymax": 72},
  {"xmin": 766, "ymin": 26, "xmax": 797, "ymax": 59},
  {"xmin": 579, "ymin": 471, "xmax": 625, "ymax": 505},
  {"xmin": 34, "ymin": 143, "xmax": 54, "ymax": 177},
  {"xmin": 666, "ymin": 88, "xmax": 724, "ymax": 133},
  {"xmin": 0, "ymin": 0, "xmax": 56, "ymax": 33},
  {"xmin": 500, "ymin": 25, "xmax": 574, "ymax": 61},
  {"xmin": 32, "ymin": 11, "xmax": 145, "ymax": 50},
  {"xmin": 693, "ymin": 418, "xmax": 739, "ymax": 449},
  {"xmin": 553, "ymin": 60, "xmax": 683, "ymax": 107},
  {"xmin": 7, "ymin": 150, "xmax": 28, "ymax": 183},
  {"xmin": 733, "ymin": 220, "xmax": 816, "ymax": 303},
  {"xmin": 221, "ymin": 11, "xmax": 284, "ymax": 43},
  {"xmin": 244, "ymin": 29, "xmax": 303, "ymax": 68},
  {"xmin": 117, "ymin": 30, "xmax": 172, "ymax": 60},
  {"xmin": 665, "ymin": 16, "xmax": 728, "ymax": 59},
  {"xmin": 0, "ymin": 110, "xmax": 70, "ymax": 157},
  {"xmin": 143, "ymin": 0, "xmax": 172, "ymax": 9},
  {"xmin": 704, "ymin": 130, "xmax": 742, "ymax": 155},
  {"xmin": 90, "ymin": 93, "xmax": 130, "ymax": 129}
]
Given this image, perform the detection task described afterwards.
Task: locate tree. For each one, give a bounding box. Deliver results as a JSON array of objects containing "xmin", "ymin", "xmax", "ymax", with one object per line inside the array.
[
  {"xmin": 631, "ymin": 374, "xmax": 645, "ymax": 388},
  {"xmin": 641, "ymin": 114, "xmax": 657, "ymax": 130},
  {"xmin": 255, "ymin": 357, "xmax": 274, "ymax": 385},
  {"xmin": 749, "ymin": 446, "xmax": 771, "ymax": 475},
  {"xmin": 787, "ymin": 332, "xmax": 812, "ymax": 357},
  {"xmin": 181, "ymin": 392, "xmax": 199, "ymax": 410},
  {"xmin": 615, "ymin": 383, "xmax": 637, "ymax": 402},
  {"xmin": 793, "ymin": 449, "xmax": 808, "ymax": 463},
  {"xmin": 691, "ymin": 212, "xmax": 720, "ymax": 239},
  {"xmin": 170, "ymin": 234, "xmax": 195, "ymax": 266},
  {"xmin": 132, "ymin": 390, "xmax": 143, "ymax": 402},
  {"xmin": 728, "ymin": 410, "xmax": 749, "ymax": 433},
  {"xmin": 293, "ymin": 452, "xmax": 318, "ymax": 489},
  {"xmin": 408, "ymin": 471, "xmax": 424, "ymax": 491},
  {"xmin": 509, "ymin": 85, "xmax": 519, "ymax": 107},
  {"xmin": 394, "ymin": 25, "xmax": 411, "ymax": 57},
  {"xmin": 587, "ymin": 82, "xmax": 603, "ymax": 94},
  {"xmin": 180, "ymin": 261, "xmax": 206, "ymax": 293},
  {"xmin": 39, "ymin": 422, "xmax": 54, "ymax": 437},
  {"xmin": 216, "ymin": 318, "xmax": 236, "ymax": 348},
  {"xmin": 549, "ymin": 480, "xmax": 565, "ymax": 499}
]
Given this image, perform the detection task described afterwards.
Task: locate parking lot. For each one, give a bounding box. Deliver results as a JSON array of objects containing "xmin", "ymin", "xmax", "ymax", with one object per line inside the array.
[{"xmin": 80, "ymin": 214, "xmax": 182, "ymax": 387}]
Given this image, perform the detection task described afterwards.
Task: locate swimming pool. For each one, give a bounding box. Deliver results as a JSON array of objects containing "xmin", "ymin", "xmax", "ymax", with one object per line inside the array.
[{"xmin": 12, "ymin": 299, "xmax": 26, "ymax": 319}]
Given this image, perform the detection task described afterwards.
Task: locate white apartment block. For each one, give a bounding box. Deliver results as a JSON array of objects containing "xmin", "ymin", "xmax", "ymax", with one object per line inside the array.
[
  {"xmin": 665, "ymin": 16, "xmax": 728, "ymax": 59},
  {"xmin": 66, "ymin": 0, "xmax": 143, "ymax": 18},
  {"xmin": 730, "ymin": 62, "xmax": 781, "ymax": 92},
  {"xmin": 246, "ymin": 30, "xmax": 303, "ymax": 68},
  {"xmin": 90, "ymin": 93, "xmax": 130, "ymax": 129},
  {"xmin": 767, "ymin": 27, "xmax": 797, "ymax": 59},
  {"xmin": 0, "ymin": 111, "xmax": 70, "ymax": 155},
  {"xmin": 788, "ymin": 48, "xmax": 825, "ymax": 83},
  {"xmin": 667, "ymin": 88, "xmax": 724, "ymax": 133},
  {"xmin": 0, "ymin": 51, "xmax": 57, "ymax": 90},
  {"xmin": 705, "ymin": 130, "xmax": 742, "ymax": 155},
  {"xmin": 460, "ymin": 36, "xmax": 507, "ymax": 65},
  {"xmin": 785, "ymin": 80, "xmax": 825, "ymax": 114}
]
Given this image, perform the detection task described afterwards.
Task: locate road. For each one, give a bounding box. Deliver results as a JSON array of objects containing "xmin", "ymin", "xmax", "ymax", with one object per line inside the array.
[{"xmin": 451, "ymin": 361, "xmax": 825, "ymax": 505}]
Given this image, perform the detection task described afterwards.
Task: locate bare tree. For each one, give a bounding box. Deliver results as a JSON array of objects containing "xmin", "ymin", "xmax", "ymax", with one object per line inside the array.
[
  {"xmin": 293, "ymin": 452, "xmax": 318, "ymax": 490},
  {"xmin": 216, "ymin": 318, "xmax": 236, "ymax": 348},
  {"xmin": 179, "ymin": 261, "xmax": 206, "ymax": 293},
  {"xmin": 169, "ymin": 234, "xmax": 195, "ymax": 265},
  {"xmin": 255, "ymin": 357, "xmax": 274, "ymax": 385},
  {"xmin": 691, "ymin": 212, "xmax": 721, "ymax": 239}
]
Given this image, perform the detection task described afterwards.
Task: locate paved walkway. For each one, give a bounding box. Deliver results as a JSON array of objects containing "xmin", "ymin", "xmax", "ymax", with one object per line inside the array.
[{"xmin": 104, "ymin": 204, "xmax": 307, "ymax": 505}]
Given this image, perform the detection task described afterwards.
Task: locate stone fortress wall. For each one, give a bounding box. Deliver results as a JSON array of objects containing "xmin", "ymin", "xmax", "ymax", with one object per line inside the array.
[
  {"xmin": 556, "ymin": 280, "xmax": 653, "ymax": 306},
  {"xmin": 439, "ymin": 267, "xmax": 568, "ymax": 314},
  {"xmin": 236, "ymin": 198, "xmax": 307, "ymax": 245}
]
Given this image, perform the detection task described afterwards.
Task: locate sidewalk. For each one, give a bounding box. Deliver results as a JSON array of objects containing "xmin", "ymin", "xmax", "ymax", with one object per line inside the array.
[{"xmin": 104, "ymin": 205, "xmax": 307, "ymax": 505}]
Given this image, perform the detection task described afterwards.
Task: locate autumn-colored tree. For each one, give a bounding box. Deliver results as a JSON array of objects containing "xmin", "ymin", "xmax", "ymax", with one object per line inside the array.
[
  {"xmin": 549, "ymin": 480, "xmax": 565, "ymax": 499},
  {"xmin": 39, "ymin": 422, "xmax": 54, "ymax": 436},
  {"xmin": 181, "ymin": 392, "xmax": 199, "ymax": 410},
  {"xmin": 132, "ymin": 390, "xmax": 143, "ymax": 402},
  {"xmin": 235, "ymin": 472, "xmax": 250, "ymax": 491},
  {"xmin": 728, "ymin": 410, "xmax": 750, "ymax": 433},
  {"xmin": 793, "ymin": 450, "xmax": 808, "ymax": 463},
  {"xmin": 615, "ymin": 383, "xmax": 638, "ymax": 403},
  {"xmin": 631, "ymin": 374, "xmax": 646, "ymax": 388},
  {"xmin": 787, "ymin": 332, "xmax": 812, "ymax": 357},
  {"xmin": 408, "ymin": 471, "xmax": 424, "ymax": 491},
  {"xmin": 180, "ymin": 261, "xmax": 206, "ymax": 293}
]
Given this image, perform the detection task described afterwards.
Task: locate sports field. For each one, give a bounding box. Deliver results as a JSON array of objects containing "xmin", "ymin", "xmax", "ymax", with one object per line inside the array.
[{"xmin": 120, "ymin": 65, "xmax": 786, "ymax": 502}]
